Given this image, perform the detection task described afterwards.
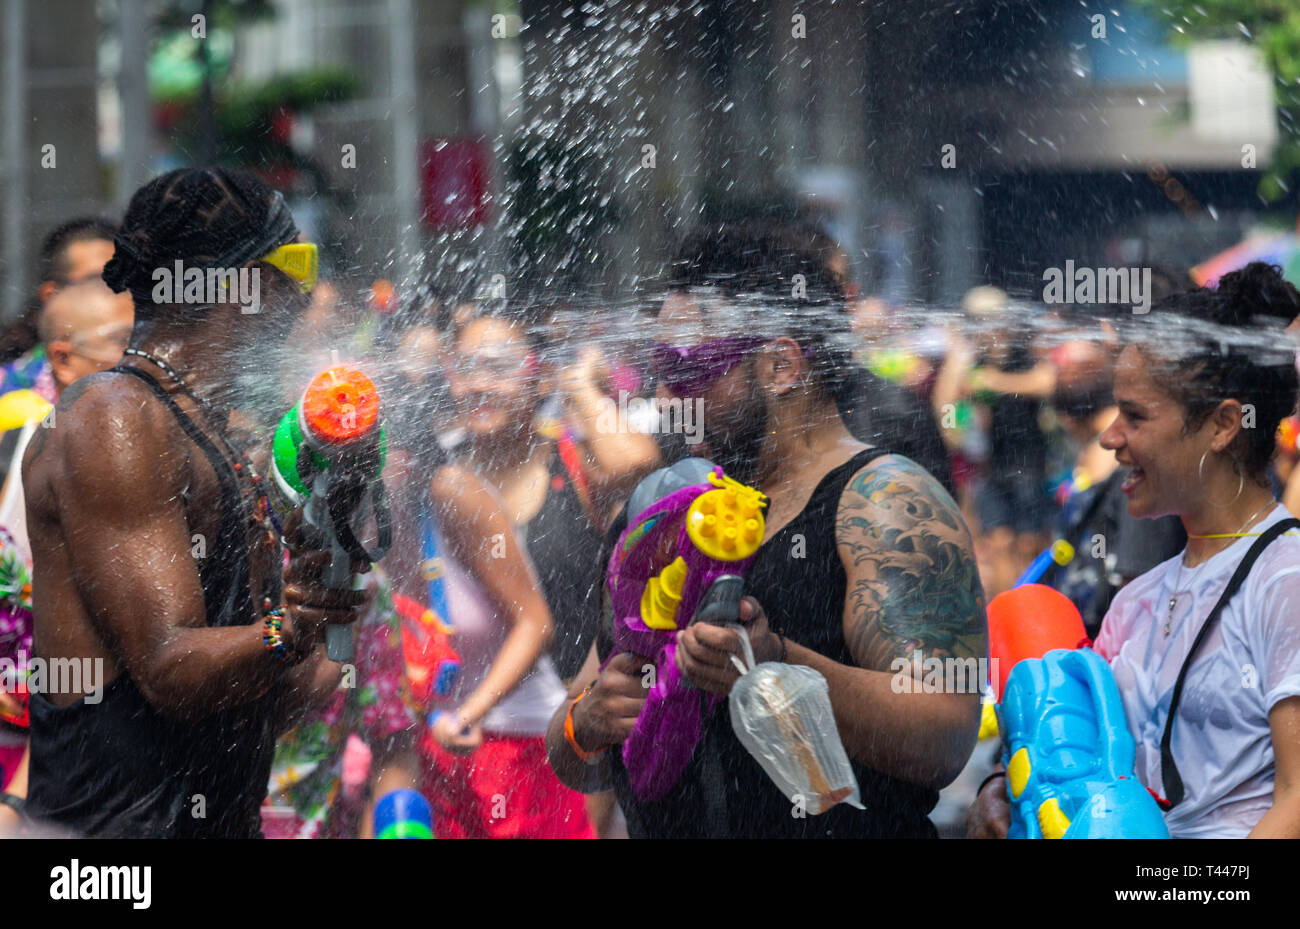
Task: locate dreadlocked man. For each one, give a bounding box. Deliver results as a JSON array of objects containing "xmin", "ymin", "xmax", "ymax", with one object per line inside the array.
[{"xmin": 21, "ymin": 168, "xmax": 370, "ymax": 838}]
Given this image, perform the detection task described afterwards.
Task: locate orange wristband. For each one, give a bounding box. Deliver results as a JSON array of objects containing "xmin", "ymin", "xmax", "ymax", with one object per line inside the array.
[{"xmin": 564, "ymin": 684, "xmax": 607, "ymax": 763}]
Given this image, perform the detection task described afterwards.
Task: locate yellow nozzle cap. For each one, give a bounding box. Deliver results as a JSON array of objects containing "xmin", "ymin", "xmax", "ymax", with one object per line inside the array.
[
  {"xmin": 685, "ymin": 475, "xmax": 769, "ymax": 562},
  {"xmin": 978, "ymin": 701, "xmax": 999, "ymax": 740},
  {"xmin": 1050, "ymin": 539, "xmax": 1076, "ymax": 566}
]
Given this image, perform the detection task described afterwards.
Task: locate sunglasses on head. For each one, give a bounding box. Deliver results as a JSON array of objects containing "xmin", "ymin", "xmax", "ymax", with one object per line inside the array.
[{"xmin": 259, "ymin": 242, "xmax": 319, "ymax": 294}]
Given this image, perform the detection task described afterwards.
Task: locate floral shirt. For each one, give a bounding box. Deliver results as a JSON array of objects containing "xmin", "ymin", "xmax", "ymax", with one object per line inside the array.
[
  {"xmin": 0, "ymin": 526, "xmax": 33, "ymax": 731},
  {"xmin": 265, "ymin": 569, "xmax": 420, "ymax": 838},
  {"xmin": 0, "ymin": 347, "xmax": 56, "ymax": 405}
]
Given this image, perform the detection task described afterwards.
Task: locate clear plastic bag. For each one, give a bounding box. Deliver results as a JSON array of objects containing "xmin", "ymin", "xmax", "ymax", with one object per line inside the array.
[{"xmin": 727, "ymin": 626, "xmax": 864, "ymax": 815}]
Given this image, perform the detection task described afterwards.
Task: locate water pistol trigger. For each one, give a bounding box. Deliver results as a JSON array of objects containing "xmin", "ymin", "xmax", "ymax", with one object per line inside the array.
[{"xmin": 691, "ymin": 575, "xmax": 744, "ymax": 626}]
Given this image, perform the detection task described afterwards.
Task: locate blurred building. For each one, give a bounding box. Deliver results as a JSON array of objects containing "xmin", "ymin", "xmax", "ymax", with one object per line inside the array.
[
  {"xmin": 1, "ymin": 0, "xmax": 103, "ymax": 324},
  {"xmin": 0, "ymin": 0, "xmax": 1289, "ymax": 325}
]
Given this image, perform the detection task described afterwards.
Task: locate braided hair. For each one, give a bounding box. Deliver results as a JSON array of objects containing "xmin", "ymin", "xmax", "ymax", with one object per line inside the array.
[{"xmin": 103, "ymin": 167, "xmax": 299, "ymax": 322}]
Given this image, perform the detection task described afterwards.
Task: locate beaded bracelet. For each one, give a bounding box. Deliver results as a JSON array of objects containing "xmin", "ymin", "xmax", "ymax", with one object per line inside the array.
[{"xmin": 262, "ymin": 608, "xmax": 290, "ymax": 663}]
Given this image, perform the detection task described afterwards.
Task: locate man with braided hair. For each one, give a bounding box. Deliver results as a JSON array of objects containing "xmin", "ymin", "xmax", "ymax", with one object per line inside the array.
[{"xmin": 20, "ymin": 168, "xmax": 370, "ymax": 838}]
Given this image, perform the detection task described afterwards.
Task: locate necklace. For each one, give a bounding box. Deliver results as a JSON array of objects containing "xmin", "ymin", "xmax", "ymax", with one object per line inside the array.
[
  {"xmin": 123, "ymin": 347, "xmax": 222, "ymax": 423},
  {"xmin": 123, "ymin": 348, "xmax": 280, "ymax": 607},
  {"xmin": 1186, "ymin": 499, "xmax": 1277, "ymax": 539},
  {"xmin": 1164, "ymin": 499, "xmax": 1276, "ymax": 637}
]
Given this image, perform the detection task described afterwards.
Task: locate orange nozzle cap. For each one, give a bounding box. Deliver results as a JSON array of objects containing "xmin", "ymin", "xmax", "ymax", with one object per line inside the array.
[{"xmin": 302, "ymin": 365, "xmax": 380, "ymax": 443}]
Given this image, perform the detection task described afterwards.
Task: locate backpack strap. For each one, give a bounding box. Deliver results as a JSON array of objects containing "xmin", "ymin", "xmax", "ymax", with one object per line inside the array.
[{"xmin": 1158, "ymin": 516, "xmax": 1300, "ymax": 808}]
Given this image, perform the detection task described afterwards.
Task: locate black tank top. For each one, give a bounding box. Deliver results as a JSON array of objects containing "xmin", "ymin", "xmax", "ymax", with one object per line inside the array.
[
  {"xmin": 26, "ymin": 366, "xmax": 282, "ymax": 838},
  {"xmin": 523, "ymin": 445, "xmax": 600, "ymax": 681},
  {"xmin": 598, "ymin": 448, "xmax": 940, "ymax": 838}
]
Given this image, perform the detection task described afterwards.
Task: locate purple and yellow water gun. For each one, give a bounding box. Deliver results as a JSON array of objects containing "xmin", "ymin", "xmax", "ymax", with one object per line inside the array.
[{"xmin": 606, "ymin": 458, "xmax": 768, "ymax": 801}]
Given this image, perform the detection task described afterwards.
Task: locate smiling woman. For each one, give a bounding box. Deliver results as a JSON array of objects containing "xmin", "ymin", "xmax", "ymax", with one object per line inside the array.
[
  {"xmin": 1105, "ymin": 263, "xmax": 1299, "ymax": 521},
  {"xmin": 1088, "ymin": 262, "xmax": 1300, "ymax": 838}
]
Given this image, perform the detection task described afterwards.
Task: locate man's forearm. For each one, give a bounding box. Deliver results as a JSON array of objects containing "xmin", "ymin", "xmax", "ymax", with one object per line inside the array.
[
  {"xmin": 566, "ymin": 385, "xmax": 658, "ymax": 493},
  {"xmin": 546, "ymin": 695, "xmax": 616, "ymax": 794},
  {"xmin": 136, "ymin": 624, "xmax": 293, "ymax": 720},
  {"xmin": 275, "ymin": 646, "xmax": 341, "ymax": 736},
  {"xmin": 976, "ymin": 362, "xmax": 1056, "ymax": 398},
  {"xmin": 785, "ymin": 639, "xmax": 980, "ymax": 791}
]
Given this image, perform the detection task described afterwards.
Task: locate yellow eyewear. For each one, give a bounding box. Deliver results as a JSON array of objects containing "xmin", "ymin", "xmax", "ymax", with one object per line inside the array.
[{"xmin": 260, "ymin": 242, "xmax": 319, "ymax": 294}]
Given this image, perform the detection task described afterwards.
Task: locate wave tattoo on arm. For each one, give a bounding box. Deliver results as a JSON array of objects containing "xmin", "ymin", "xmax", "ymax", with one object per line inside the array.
[{"xmin": 835, "ymin": 455, "xmax": 987, "ymax": 671}]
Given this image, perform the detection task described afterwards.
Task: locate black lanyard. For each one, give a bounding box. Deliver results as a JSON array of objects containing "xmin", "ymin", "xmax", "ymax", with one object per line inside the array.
[{"xmin": 1158, "ymin": 517, "xmax": 1300, "ymax": 808}]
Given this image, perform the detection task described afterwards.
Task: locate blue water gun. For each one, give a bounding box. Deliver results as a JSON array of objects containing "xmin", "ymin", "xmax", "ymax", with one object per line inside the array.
[
  {"xmin": 999, "ymin": 647, "xmax": 1169, "ymax": 839},
  {"xmin": 390, "ymin": 515, "xmax": 460, "ymax": 710},
  {"xmin": 1014, "ymin": 539, "xmax": 1075, "ymax": 587},
  {"xmin": 418, "ymin": 514, "xmax": 468, "ymax": 741}
]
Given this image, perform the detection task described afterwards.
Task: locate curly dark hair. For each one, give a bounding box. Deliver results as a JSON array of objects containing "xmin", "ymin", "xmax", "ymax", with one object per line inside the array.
[{"xmin": 1127, "ymin": 261, "xmax": 1300, "ymax": 479}]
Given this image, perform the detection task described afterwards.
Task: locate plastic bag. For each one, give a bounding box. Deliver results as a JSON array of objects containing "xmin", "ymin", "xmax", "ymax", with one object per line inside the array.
[{"xmin": 727, "ymin": 626, "xmax": 864, "ymax": 815}]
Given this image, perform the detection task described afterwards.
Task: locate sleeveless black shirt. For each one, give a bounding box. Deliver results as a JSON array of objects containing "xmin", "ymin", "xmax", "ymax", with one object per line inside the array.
[
  {"xmin": 26, "ymin": 366, "xmax": 282, "ymax": 838},
  {"xmin": 523, "ymin": 444, "xmax": 601, "ymax": 681},
  {"xmin": 597, "ymin": 448, "xmax": 940, "ymax": 838}
]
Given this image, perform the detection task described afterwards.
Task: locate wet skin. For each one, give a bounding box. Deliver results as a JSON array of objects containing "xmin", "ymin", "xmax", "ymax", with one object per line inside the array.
[
  {"xmin": 22, "ymin": 264, "xmax": 365, "ymax": 726},
  {"xmin": 550, "ymin": 294, "xmax": 988, "ymax": 793}
]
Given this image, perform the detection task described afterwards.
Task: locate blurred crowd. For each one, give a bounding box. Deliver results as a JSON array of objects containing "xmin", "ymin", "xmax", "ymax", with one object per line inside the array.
[{"xmin": 2, "ymin": 180, "xmax": 1299, "ymax": 839}]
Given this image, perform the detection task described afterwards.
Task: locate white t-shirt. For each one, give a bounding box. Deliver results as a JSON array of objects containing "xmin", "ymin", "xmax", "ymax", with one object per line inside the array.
[{"xmin": 1095, "ymin": 506, "xmax": 1300, "ymax": 838}]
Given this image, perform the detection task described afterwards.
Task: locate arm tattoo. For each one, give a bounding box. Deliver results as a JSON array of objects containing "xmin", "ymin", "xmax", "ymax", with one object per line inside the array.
[{"xmin": 836, "ymin": 455, "xmax": 986, "ymax": 670}]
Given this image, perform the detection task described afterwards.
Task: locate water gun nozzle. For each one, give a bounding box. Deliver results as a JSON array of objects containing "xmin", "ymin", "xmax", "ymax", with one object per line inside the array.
[{"xmin": 302, "ymin": 365, "xmax": 380, "ymax": 445}]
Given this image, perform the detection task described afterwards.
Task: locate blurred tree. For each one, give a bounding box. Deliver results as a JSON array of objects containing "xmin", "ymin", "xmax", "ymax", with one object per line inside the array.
[
  {"xmin": 1132, "ymin": 0, "xmax": 1300, "ymax": 202},
  {"xmin": 145, "ymin": 1, "xmax": 362, "ymax": 262}
]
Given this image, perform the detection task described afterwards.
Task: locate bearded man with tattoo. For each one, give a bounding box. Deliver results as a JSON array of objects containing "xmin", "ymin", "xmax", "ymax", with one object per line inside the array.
[{"xmin": 546, "ymin": 221, "xmax": 988, "ymax": 837}]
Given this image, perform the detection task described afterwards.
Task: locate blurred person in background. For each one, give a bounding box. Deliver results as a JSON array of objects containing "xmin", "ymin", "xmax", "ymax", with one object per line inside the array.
[
  {"xmin": 0, "ymin": 281, "xmax": 135, "ymax": 565},
  {"xmin": 0, "ymin": 217, "xmax": 119, "ymax": 401},
  {"xmin": 0, "ymin": 279, "xmax": 133, "ymax": 836},
  {"xmin": 449, "ymin": 311, "xmax": 656, "ymax": 837},
  {"xmin": 1273, "ymin": 296, "xmax": 1300, "ymax": 513},
  {"xmin": 1279, "ymin": 415, "xmax": 1300, "ymax": 513},
  {"xmin": 399, "ymin": 309, "xmax": 599, "ymax": 838},
  {"xmin": 933, "ymin": 285, "xmax": 1055, "ymax": 594},
  {"xmin": 804, "ymin": 227, "xmax": 955, "ymax": 497},
  {"xmin": 450, "ymin": 311, "xmax": 658, "ymax": 681}
]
